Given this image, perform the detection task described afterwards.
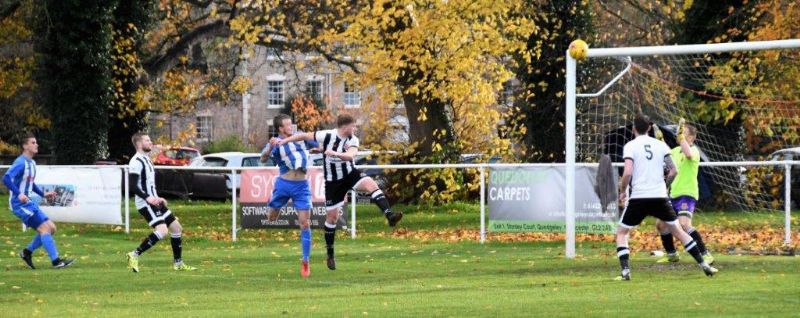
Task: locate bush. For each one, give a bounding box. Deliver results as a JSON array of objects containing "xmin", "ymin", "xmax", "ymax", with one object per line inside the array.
[{"xmin": 203, "ymin": 135, "xmax": 257, "ymax": 154}]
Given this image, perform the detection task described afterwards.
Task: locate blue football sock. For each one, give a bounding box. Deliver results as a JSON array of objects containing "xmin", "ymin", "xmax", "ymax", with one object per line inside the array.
[
  {"xmin": 40, "ymin": 233, "xmax": 59, "ymax": 262},
  {"xmin": 27, "ymin": 234, "xmax": 42, "ymax": 252},
  {"xmin": 301, "ymin": 228, "xmax": 311, "ymax": 262}
]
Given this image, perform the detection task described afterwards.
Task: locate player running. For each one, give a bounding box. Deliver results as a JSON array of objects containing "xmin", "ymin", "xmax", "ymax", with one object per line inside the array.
[
  {"xmin": 260, "ymin": 114, "xmax": 316, "ymax": 277},
  {"xmin": 278, "ymin": 114, "xmax": 403, "ymax": 270},
  {"xmin": 126, "ymin": 132, "xmax": 196, "ymax": 273},
  {"xmin": 4, "ymin": 134, "xmax": 75, "ymax": 269},
  {"xmin": 655, "ymin": 123, "xmax": 714, "ymax": 264},
  {"xmin": 615, "ymin": 115, "xmax": 717, "ymax": 280}
]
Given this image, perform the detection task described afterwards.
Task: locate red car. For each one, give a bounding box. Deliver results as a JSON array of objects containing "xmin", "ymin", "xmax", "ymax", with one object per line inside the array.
[{"xmin": 153, "ymin": 147, "xmax": 200, "ymax": 166}]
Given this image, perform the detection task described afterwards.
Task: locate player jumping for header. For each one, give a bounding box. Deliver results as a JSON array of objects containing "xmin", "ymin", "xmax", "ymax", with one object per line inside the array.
[
  {"xmin": 260, "ymin": 114, "xmax": 316, "ymax": 277},
  {"xmin": 278, "ymin": 114, "xmax": 402, "ymax": 270}
]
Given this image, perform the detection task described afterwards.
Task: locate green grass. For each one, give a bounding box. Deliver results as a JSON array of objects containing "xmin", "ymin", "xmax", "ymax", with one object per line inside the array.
[{"xmin": 0, "ymin": 194, "xmax": 798, "ymax": 317}]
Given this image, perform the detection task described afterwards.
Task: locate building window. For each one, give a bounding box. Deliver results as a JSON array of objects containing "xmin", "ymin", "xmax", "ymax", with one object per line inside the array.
[
  {"xmin": 344, "ymin": 82, "xmax": 361, "ymax": 108},
  {"xmin": 267, "ymin": 80, "xmax": 284, "ymax": 108},
  {"xmin": 265, "ymin": 47, "xmax": 281, "ymax": 60},
  {"xmin": 306, "ymin": 80, "xmax": 324, "ymax": 102},
  {"xmin": 196, "ymin": 115, "xmax": 212, "ymax": 141}
]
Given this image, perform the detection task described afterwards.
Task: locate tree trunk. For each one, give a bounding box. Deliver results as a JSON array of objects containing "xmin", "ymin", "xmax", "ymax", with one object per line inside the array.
[
  {"xmin": 40, "ymin": 0, "xmax": 115, "ymax": 164},
  {"xmin": 108, "ymin": 0, "xmax": 151, "ymax": 163},
  {"xmin": 401, "ymin": 90, "xmax": 454, "ymax": 158}
]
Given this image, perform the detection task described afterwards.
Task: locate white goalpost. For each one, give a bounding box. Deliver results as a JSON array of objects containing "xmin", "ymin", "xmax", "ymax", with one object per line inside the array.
[{"xmin": 565, "ymin": 39, "xmax": 800, "ymax": 258}]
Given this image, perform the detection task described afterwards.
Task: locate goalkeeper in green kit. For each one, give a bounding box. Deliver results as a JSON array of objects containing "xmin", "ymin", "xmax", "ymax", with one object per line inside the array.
[{"xmin": 655, "ymin": 120, "xmax": 715, "ymax": 264}]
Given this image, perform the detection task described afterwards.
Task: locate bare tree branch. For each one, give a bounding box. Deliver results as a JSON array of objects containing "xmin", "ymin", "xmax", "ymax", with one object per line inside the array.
[
  {"xmin": 597, "ymin": 0, "xmax": 649, "ymax": 34},
  {"xmin": 141, "ymin": 19, "xmax": 229, "ymax": 84},
  {"xmin": 181, "ymin": 0, "xmax": 213, "ymax": 8}
]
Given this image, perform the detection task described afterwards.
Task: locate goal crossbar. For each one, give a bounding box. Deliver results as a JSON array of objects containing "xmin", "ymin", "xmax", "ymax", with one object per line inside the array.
[{"xmin": 564, "ymin": 39, "xmax": 800, "ymax": 259}]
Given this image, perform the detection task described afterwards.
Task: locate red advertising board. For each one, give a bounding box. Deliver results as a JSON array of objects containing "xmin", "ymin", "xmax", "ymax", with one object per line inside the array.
[{"xmin": 239, "ymin": 167, "xmax": 347, "ymax": 229}]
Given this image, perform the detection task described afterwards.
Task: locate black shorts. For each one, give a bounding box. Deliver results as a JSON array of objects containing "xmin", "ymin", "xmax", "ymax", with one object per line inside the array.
[
  {"xmin": 619, "ymin": 198, "xmax": 677, "ymax": 228},
  {"xmin": 325, "ymin": 169, "xmax": 368, "ymax": 209},
  {"xmin": 138, "ymin": 204, "xmax": 176, "ymax": 228}
]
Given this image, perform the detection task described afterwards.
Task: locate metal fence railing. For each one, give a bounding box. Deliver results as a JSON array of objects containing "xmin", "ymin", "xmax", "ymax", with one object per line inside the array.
[{"xmin": 1, "ymin": 161, "xmax": 797, "ymax": 254}]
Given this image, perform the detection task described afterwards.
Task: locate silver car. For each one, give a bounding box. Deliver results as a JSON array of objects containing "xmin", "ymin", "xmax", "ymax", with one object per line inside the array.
[{"xmin": 190, "ymin": 152, "xmax": 275, "ymax": 191}]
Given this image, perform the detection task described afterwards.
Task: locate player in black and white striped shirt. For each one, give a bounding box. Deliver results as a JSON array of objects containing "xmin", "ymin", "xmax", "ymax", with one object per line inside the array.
[
  {"xmin": 126, "ymin": 133, "xmax": 196, "ymax": 273},
  {"xmin": 279, "ymin": 114, "xmax": 403, "ymax": 270}
]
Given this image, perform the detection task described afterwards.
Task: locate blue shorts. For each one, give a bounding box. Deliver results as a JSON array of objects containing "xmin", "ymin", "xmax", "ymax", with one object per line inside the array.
[
  {"xmin": 268, "ymin": 177, "xmax": 312, "ymax": 211},
  {"xmin": 11, "ymin": 202, "xmax": 50, "ymax": 229}
]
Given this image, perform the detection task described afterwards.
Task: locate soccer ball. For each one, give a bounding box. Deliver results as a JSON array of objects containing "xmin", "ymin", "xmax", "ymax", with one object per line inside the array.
[{"xmin": 568, "ymin": 39, "xmax": 589, "ymax": 60}]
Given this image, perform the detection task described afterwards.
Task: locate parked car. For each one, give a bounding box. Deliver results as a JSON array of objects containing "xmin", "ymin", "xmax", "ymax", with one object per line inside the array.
[
  {"xmin": 767, "ymin": 147, "xmax": 800, "ymax": 208},
  {"xmin": 460, "ymin": 153, "xmax": 502, "ymax": 163},
  {"xmin": 190, "ymin": 152, "xmax": 276, "ymax": 190},
  {"xmin": 156, "ymin": 152, "xmax": 274, "ymax": 200},
  {"xmin": 153, "ymin": 147, "xmax": 200, "ymax": 166}
]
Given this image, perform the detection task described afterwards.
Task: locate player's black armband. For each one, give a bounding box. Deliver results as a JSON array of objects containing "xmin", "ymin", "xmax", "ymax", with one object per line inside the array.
[{"xmin": 128, "ymin": 174, "xmax": 149, "ymax": 200}]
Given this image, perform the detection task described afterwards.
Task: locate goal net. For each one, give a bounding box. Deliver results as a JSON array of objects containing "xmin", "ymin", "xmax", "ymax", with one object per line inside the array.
[{"xmin": 566, "ymin": 40, "xmax": 800, "ymax": 257}]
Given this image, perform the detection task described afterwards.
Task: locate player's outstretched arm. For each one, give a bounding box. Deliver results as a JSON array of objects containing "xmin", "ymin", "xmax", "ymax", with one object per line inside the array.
[
  {"xmin": 278, "ymin": 132, "xmax": 314, "ymax": 145},
  {"xmin": 327, "ymin": 146, "xmax": 358, "ymax": 162},
  {"xmin": 340, "ymin": 146, "xmax": 358, "ymax": 161}
]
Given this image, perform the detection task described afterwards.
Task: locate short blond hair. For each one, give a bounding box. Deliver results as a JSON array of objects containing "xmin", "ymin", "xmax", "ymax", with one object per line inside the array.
[{"xmin": 684, "ymin": 124, "xmax": 697, "ymax": 137}]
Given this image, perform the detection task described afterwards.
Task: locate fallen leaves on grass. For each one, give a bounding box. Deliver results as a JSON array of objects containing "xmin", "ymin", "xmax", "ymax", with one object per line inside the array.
[{"xmin": 390, "ymin": 226, "xmax": 798, "ymax": 254}]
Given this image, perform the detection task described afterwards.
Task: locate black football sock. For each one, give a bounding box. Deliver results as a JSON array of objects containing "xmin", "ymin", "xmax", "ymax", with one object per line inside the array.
[
  {"xmin": 324, "ymin": 222, "xmax": 336, "ymax": 258},
  {"xmin": 371, "ymin": 190, "xmax": 392, "ymax": 215},
  {"xmin": 659, "ymin": 232, "xmax": 677, "ymax": 254},
  {"xmin": 135, "ymin": 232, "xmax": 162, "ymax": 255},
  {"xmin": 617, "ymin": 246, "xmax": 630, "ymax": 270},
  {"xmin": 170, "ymin": 233, "xmax": 183, "ymax": 263},
  {"xmin": 683, "ymin": 240, "xmax": 705, "ymax": 265},
  {"xmin": 687, "ymin": 228, "xmax": 708, "ymax": 255}
]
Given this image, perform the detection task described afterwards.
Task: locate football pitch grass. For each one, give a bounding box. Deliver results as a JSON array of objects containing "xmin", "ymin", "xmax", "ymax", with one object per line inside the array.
[{"xmin": 0, "ymin": 195, "xmax": 798, "ymax": 317}]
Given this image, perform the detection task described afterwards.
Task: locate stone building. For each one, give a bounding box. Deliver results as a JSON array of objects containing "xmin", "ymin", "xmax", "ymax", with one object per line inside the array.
[{"xmin": 151, "ymin": 47, "xmax": 408, "ymax": 151}]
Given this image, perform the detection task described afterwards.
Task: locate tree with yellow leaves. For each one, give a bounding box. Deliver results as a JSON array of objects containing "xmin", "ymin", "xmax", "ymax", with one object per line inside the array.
[
  {"xmin": 0, "ymin": 0, "xmax": 49, "ymax": 154},
  {"xmin": 330, "ymin": 1, "xmax": 533, "ymax": 159}
]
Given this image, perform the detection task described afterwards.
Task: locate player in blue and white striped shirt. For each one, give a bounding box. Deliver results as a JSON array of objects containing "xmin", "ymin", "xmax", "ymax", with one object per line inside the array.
[
  {"xmin": 3, "ymin": 135, "xmax": 74, "ymax": 269},
  {"xmin": 260, "ymin": 114, "xmax": 318, "ymax": 277}
]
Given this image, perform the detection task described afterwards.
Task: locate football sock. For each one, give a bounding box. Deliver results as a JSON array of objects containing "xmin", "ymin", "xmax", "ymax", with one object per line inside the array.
[
  {"xmin": 371, "ymin": 190, "xmax": 392, "ymax": 215},
  {"xmin": 135, "ymin": 231, "xmax": 163, "ymax": 256},
  {"xmin": 301, "ymin": 227, "xmax": 312, "ymax": 262},
  {"xmin": 659, "ymin": 231, "xmax": 676, "ymax": 254},
  {"xmin": 617, "ymin": 246, "xmax": 630, "ymax": 270},
  {"xmin": 683, "ymin": 240, "xmax": 706, "ymax": 266},
  {"xmin": 687, "ymin": 228, "xmax": 709, "ymax": 255},
  {"xmin": 324, "ymin": 222, "xmax": 336, "ymax": 258},
  {"xmin": 27, "ymin": 234, "xmax": 42, "ymax": 252},
  {"xmin": 170, "ymin": 233, "xmax": 183, "ymax": 263},
  {"xmin": 40, "ymin": 233, "xmax": 59, "ymax": 262}
]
